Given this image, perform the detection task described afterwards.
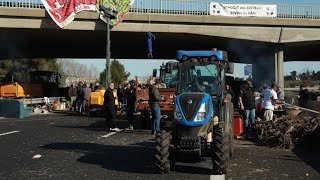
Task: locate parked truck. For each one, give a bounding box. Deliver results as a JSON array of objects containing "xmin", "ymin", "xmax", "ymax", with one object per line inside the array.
[{"xmin": 0, "ymin": 71, "xmax": 62, "ymax": 98}]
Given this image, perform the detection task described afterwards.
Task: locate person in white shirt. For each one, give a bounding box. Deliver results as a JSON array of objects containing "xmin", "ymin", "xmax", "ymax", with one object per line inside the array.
[{"xmin": 261, "ymin": 82, "xmax": 280, "ymax": 121}]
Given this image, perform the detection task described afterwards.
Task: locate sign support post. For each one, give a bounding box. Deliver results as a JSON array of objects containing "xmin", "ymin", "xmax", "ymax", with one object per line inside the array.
[{"xmin": 99, "ymin": 5, "xmax": 118, "ymax": 89}]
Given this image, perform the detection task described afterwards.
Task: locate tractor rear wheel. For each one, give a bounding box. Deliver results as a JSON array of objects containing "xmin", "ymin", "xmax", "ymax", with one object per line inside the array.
[
  {"xmin": 212, "ymin": 129, "xmax": 230, "ymax": 175},
  {"xmin": 155, "ymin": 131, "xmax": 171, "ymax": 173}
]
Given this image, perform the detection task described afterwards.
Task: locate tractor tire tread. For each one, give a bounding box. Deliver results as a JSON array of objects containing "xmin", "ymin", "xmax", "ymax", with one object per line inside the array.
[
  {"xmin": 212, "ymin": 130, "xmax": 231, "ymax": 175},
  {"xmin": 155, "ymin": 131, "xmax": 171, "ymax": 174}
]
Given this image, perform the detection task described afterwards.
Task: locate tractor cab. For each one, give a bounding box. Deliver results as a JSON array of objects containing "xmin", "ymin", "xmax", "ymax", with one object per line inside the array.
[
  {"xmin": 175, "ymin": 49, "xmax": 232, "ymax": 94},
  {"xmin": 153, "ymin": 61, "xmax": 179, "ymax": 88},
  {"xmin": 174, "ymin": 49, "xmax": 233, "ymax": 123}
]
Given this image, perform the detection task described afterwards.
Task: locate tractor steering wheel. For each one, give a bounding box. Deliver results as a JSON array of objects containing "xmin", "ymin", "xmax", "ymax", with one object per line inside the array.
[{"xmin": 186, "ymin": 82, "xmax": 203, "ymax": 92}]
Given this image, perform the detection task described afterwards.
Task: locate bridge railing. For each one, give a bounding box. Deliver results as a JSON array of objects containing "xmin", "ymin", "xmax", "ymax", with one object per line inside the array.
[
  {"xmin": 131, "ymin": 0, "xmax": 320, "ymax": 19},
  {"xmin": 1, "ymin": 0, "xmax": 320, "ymax": 20},
  {"xmin": 0, "ymin": 0, "xmax": 43, "ymax": 9}
]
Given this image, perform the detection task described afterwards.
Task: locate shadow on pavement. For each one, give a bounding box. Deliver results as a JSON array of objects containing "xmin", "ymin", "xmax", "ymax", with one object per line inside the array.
[
  {"xmin": 293, "ymin": 147, "xmax": 320, "ymax": 174},
  {"xmin": 52, "ymin": 121, "xmax": 108, "ymax": 132},
  {"xmin": 52, "ymin": 119, "xmax": 152, "ymax": 133},
  {"xmin": 40, "ymin": 142, "xmax": 155, "ymax": 174},
  {"xmin": 40, "ymin": 142, "xmax": 211, "ymax": 175},
  {"xmin": 172, "ymin": 164, "xmax": 210, "ymax": 175}
]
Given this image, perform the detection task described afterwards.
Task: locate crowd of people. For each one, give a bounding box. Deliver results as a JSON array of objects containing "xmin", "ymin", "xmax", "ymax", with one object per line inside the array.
[
  {"xmin": 68, "ymin": 81, "xmax": 101, "ymax": 113},
  {"xmin": 225, "ymin": 81, "xmax": 282, "ymax": 137},
  {"xmin": 67, "ymin": 78, "xmax": 162, "ymax": 133},
  {"xmin": 103, "ymin": 79, "xmax": 162, "ymax": 133}
]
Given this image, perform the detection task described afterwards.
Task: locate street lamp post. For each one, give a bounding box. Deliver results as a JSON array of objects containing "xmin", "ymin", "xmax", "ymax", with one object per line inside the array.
[{"xmin": 99, "ymin": 5, "xmax": 118, "ymax": 89}]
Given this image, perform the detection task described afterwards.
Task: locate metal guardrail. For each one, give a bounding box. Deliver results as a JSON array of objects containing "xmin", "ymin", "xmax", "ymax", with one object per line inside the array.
[
  {"xmin": 1, "ymin": 0, "xmax": 320, "ymax": 20},
  {"xmin": 0, "ymin": 0, "xmax": 43, "ymax": 9},
  {"xmin": 23, "ymin": 97, "xmax": 66, "ymax": 105}
]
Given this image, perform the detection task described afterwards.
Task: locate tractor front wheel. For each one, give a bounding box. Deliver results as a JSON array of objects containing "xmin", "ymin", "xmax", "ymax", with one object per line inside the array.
[
  {"xmin": 212, "ymin": 129, "xmax": 231, "ymax": 175},
  {"xmin": 155, "ymin": 131, "xmax": 171, "ymax": 173}
]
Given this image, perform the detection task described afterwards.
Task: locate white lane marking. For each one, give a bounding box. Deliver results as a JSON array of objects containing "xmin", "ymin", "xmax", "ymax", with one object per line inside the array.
[
  {"xmin": 210, "ymin": 175, "xmax": 226, "ymax": 180},
  {"xmin": 0, "ymin": 130, "xmax": 20, "ymax": 137},
  {"xmin": 101, "ymin": 130, "xmax": 122, "ymax": 138}
]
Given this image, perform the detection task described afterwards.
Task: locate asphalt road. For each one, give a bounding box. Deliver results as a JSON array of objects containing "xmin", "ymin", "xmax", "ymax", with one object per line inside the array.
[{"xmin": 0, "ymin": 113, "xmax": 319, "ymax": 180}]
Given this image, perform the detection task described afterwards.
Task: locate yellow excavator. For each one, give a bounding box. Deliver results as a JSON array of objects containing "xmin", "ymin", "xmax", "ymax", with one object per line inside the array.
[{"xmin": 88, "ymin": 89, "xmax": 118, "ymax": 116}]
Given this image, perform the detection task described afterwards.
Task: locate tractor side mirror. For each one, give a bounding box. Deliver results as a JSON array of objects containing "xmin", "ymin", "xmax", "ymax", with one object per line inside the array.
[
  {"xmin": 152, "ymin": 69, "xmax": 157, "ymax": 77},
  {"xmin": 226, "ymin": 62, "xmax": 234, "ymax": 74},
  {"xmin": 165, "ymin": 63, "xmax": 173, "ymax": 74}
]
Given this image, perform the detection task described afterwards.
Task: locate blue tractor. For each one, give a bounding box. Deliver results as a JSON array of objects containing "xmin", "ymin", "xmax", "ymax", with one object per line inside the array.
[{"xmin": 155, "ymin": 49, "xmax": 234, "ymax": 175}]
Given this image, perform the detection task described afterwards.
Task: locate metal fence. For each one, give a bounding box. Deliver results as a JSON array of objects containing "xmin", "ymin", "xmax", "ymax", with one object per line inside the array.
[
  {"xmin": 0, "ymin": 0, "xmax": 43, "ymax": 9},
  {"xmin": 1, "ymin": 0, "xmax": 320, "ymax": 20}
]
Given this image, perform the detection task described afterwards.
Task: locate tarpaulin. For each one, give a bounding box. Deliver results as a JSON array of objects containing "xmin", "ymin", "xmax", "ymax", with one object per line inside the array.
[
  {"xmin": 41, "ymin": 0, "xmax": 97, "ymax": 28},
  {"xmin": 42, "ymin": 0, "xmax": 135, "ymax": 28}
]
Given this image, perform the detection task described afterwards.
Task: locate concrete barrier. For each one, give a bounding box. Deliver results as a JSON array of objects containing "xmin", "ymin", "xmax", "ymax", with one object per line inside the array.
[{"xmin": 0, "ymin": 99, "xmax": 31, "ymax": 118}]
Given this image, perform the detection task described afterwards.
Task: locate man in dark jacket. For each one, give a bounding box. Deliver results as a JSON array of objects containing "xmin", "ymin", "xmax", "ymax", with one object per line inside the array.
[
  {"xmin": 104, "ymin": 83, "xmax": 120, "ymax": 132},
  {"xmin": 76, "ymin": 82, "xmax": 83, "ymax": 112},
  {"xmin": 238, "ymin": 81, "xmax": 255, "ymax": 132},
  {"xmin": 82, "ymin": 84, "xmax": 92, "ymax": 114},
  {"xmin": 125, "ymin": 84, "xmax": 136, "ymax": 130},
  {"xmin": 117, "ymin": 84, "xmax": 124, "ymax": 110},
  {"xmin": 149, "ymin": 79, "xmax": 162, "ymax": 134},
  {"xmin": 90, "ymin": 83, "xmax": 94, "ymax": 92},
  {"xmin": 225, "ymin": 84, "xmax": 235, "ymax": 103},
  {"xmin": 94, "ymin": 82, "xmax": 101, "ymax": 92},
  {"xmin": 68, "ymin": 83, "xmax": 77, "ymax": 112},
  {"xmin": 298, "ymin": 86, "xmax": 310, "ymax": 107}
]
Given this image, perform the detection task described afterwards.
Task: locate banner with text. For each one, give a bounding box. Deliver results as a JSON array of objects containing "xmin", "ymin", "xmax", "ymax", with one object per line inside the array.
[
  {"xmin": 98, "ymin": 0, "xmax": 135, "ymax": 26},
  {"xmin": 210, "ymin": 2, "xmax": 277, "ymax": 18},
  {"xmin": 41, "ymin": 0, "xmax": 97, "ymax": 28}
]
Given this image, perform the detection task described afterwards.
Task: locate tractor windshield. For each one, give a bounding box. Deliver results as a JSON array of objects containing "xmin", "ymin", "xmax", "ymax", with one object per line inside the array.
[
  {"xmin": 164, "ymin": 69, "xmax": 178, "ymax": 86},
  {"xmin": 179, "ymin": 61, "xmax": 218, "ymax": 95}
]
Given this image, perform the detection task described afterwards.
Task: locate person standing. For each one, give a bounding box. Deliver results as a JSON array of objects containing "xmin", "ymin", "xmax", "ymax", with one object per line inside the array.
[
  {"xmin": 261, "ymin": 82, "xmax": 279, "ymax": 121},
  {"xmin": 117, "ymin": 84, "xmax": 124, "ymax": 111},
  {"xmin": 94, "ymin": 82, "xmax": 101, "ymax": 92},
  {"xmin": 104, "ymin": 83, "xmax": 120, "ymax": 132},
  {"xmin": 277, "ymin": 87, "xmax": 285, "ymax": 100},
  {"xmin": 125, "ymin": 84, "xmax": 136, "ymax": 130},
  {"xmin": 82, "ymin": 84, "xmax": 92, "ymax": 114},
  {"xmin": 149, "ymin": 79, "xmax": 162, "ymax": 134},
  {"xmin": 76, "ymin": 82, "xmax": 83, "ymax": 112},
  {"xmin": 225, "ymin": 84, "xmax": 235, "ymax": 103},
  {"xmin": 238, "ymin": 81, "xmax": 256, "ymax": 132},
  {"xmin": 298, "ymin": 86, "xmax": 310, "ymax": 107},
  {"xmin": 68, "ymin": 83, "xmax": 77, "ymax": 112}
]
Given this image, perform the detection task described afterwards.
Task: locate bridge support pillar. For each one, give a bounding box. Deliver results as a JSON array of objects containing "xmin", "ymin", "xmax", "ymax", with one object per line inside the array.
[{"xmin": 275, "ymin": 45, "xmax": 284, "ymax": 89}]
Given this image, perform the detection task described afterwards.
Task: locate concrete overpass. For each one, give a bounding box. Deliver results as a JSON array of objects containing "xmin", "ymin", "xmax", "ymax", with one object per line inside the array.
[
  {"xmin": 1, "ymin": 1, "xmax": 320, "ymax": 88},
  {"xmin": 2, "ymin": 8, "xmax": 320, "ymax": 60}
]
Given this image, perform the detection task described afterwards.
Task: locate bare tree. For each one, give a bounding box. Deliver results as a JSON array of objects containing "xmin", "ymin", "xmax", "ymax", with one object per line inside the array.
[{"xmin": 57, "ymin": 59, "xmax": 99, "ymax": 86}]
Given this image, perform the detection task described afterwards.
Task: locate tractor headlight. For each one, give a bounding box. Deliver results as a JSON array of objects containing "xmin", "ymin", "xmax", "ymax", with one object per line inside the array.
[
  {"xmin": 174, "ymin": 104, "xmax": 182, "ymax": 120},
  {"xmin": 196, "ymin": 112, "xmax": 206, "ymax": 121},
  {"xmin": 194, "ymin": 103, "xmax": 206, "ymax": 122}
]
